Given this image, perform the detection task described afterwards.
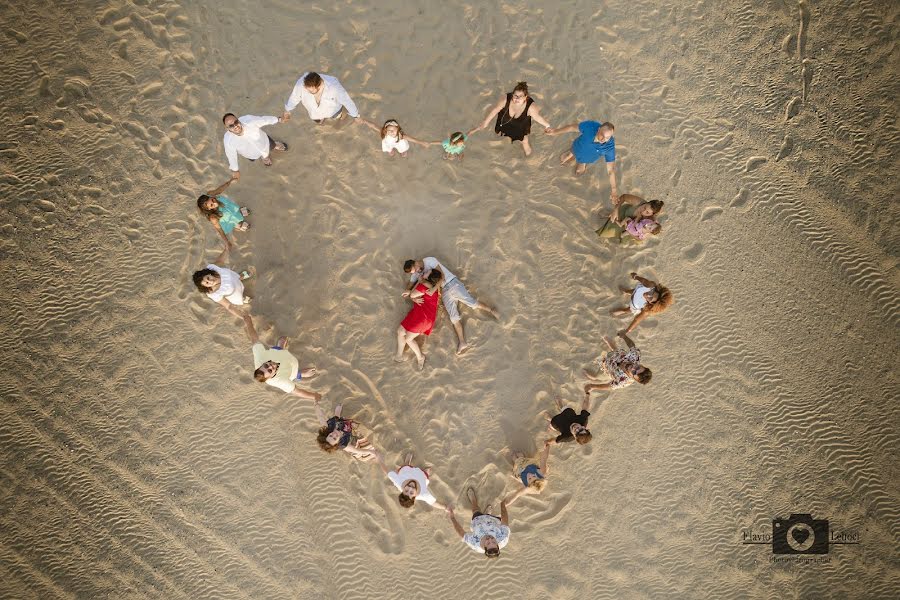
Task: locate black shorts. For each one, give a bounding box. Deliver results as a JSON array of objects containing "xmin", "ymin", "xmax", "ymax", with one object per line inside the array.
[{"xmin": 472, "ymin": 512, "xmax": 499, "ymax": 521}]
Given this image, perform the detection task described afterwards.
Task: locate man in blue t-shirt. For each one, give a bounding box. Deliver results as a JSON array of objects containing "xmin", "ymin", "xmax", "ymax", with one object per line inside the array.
[{"xmin": 549, "ymin": 120, "xmax": 619, "ymax": 204}]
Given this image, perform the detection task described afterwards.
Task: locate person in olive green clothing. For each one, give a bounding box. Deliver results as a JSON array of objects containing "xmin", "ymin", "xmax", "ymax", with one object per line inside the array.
[{"xmin": 596, "ymin": 194, "xmax": 664, "ymax": 242}]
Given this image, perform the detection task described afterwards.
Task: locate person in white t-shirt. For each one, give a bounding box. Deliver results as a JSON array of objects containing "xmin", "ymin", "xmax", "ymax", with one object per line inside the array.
[
  {"xmin": 222, "ymin": 113, "xmax": 288, "ymax": 182},
  {"xmin": 402, "ymin": 257, "xmax": 499, "ymax": 355},
  {"xmin": 243, "ymin": 315, "xmax": 321, "ymax": 400},
  {"xmin": 373, "ymin": 451, "xmax": 447, "ymax": 510},
  {"xmin": 191, "ymin": 246, "xmax": 249, "ymax": 318},
  {"xmin": 282, "ymin": 72, "xmax": 360, "ymax": 124}
]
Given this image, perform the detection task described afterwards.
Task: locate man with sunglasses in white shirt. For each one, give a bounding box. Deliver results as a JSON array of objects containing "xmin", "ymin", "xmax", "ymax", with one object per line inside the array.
[{"xmin": 222, "ymin": 112, "xmax": 288, "ymax": 182}]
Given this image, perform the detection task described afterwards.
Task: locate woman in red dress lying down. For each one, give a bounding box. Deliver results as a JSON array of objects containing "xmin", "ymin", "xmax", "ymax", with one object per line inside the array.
[{"xmin": 394, "ymin": 269, "xmax": 444, "ymax": 371}]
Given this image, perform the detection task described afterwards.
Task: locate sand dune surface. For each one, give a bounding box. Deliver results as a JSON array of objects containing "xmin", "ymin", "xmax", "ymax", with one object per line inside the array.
[{"xmin": 0, "ymin": 0, "xmax": 898, "ymax": 598}]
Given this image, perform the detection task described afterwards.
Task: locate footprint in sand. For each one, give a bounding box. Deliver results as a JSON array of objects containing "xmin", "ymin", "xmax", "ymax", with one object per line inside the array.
[
  {"xmin": 700, "ymin": 207, "xmax": 723, "ymax": 221},
  {"xmin": 682, "ymin": 242, "xmax": 705, "ymax": 262}
]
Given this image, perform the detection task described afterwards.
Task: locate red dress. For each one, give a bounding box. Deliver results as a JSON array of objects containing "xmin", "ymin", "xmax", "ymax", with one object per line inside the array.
[{"xmin": 400, "ymin": 283, "xmax": 440, "ymax": 335}]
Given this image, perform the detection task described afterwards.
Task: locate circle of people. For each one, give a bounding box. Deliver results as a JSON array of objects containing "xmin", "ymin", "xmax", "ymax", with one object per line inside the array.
[{"xmin": 191, "ymin": 72, "xmax": 674, "ymax": 558}]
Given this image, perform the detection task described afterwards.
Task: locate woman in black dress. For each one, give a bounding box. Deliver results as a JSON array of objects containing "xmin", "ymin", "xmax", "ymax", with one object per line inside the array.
[
  {"xmin": 545, "ymin": 395, "xmax": 592, "ymax": 446},
  {"xmin": 469, "ymin": 82, "xmax": 552, "ymax": 157}
]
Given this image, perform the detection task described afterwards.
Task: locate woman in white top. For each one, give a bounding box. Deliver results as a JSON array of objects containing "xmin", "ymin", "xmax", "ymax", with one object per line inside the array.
[
  {"xmin": 191, "ymin": 247, "xmax": 249, "ymax": 317},
  {"xmin": 610, "ymin": 272, "xmax": 674, "ymax": 335},
  {"xmin": 374, "ymin": 451, "xmax": 447, "ymax": 510}
]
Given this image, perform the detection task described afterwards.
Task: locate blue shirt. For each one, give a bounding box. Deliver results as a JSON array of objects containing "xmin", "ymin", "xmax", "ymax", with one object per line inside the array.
[{"xmin": 571, "ymin": 120, "xmax": 616, "ymax": 164}]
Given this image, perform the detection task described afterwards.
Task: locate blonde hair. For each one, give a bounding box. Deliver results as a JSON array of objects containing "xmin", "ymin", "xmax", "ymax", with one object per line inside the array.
[{"xmin": 530, "ymin": 478, "xmax": 547, "ymax": 491}]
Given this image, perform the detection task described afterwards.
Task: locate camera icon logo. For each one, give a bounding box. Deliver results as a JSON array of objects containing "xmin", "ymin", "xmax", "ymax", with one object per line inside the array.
[{"xmin": 772, "ymin": 514, "xmax": 829, "ymax": 554}]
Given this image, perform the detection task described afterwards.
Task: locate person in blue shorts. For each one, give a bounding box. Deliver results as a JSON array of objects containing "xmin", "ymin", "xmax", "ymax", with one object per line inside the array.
[{"xmin": 549, "ymin": 120, "xmax": 619, "ymax": 204}]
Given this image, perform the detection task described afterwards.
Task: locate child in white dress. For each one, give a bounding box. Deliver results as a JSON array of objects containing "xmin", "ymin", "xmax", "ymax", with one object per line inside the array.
[{"xmin": 360, "ymin": 118, "xmax": 433, "ymax": 157}]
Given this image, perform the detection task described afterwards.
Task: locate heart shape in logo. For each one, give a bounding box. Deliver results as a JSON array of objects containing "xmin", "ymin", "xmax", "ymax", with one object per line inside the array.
[{"xmin": 791, "ymin": 528, "xmax": 810, "ymax": 545}]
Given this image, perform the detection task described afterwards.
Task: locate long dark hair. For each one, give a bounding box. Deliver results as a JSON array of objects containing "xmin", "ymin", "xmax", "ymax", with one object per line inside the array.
[
  {"xmin": 197, "ymin": 195, "xmax": 221, "ymax": 221},
  {"xmin": 192, "ymin": 268, "xmax": 217, "ymax": 292}
]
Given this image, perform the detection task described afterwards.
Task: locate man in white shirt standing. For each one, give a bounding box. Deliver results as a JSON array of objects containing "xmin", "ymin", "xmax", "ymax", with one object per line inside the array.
[
  {"xmin": 403, "ymin": 257, "xmax": 499, "ymax": 355},
  {"xmin": 282, "ymin": 72, "xmax": 360, "ymax": 124},
  {"xmin": 222, "ymin": 112, "xmax": 288, "ymax": 182}
]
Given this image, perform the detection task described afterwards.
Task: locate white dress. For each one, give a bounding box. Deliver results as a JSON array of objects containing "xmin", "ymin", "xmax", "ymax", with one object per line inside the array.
[
  {"xmin": 381, "ymin": 134, "xmax": 410, "ymax": 154},
  {"xmin": 205, "ymin": 264, "xmax": 244, "ymax": 305}
]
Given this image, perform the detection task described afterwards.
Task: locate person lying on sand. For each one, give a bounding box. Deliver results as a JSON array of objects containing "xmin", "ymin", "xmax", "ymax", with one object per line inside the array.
[
  {"xmin": 610, "ymin": 272, "xmax": 674, "ymax": 335},
  {"xmin": 547, "ymin": 120, "xmax": 618, "ymax": 202},
  {"xmin": 447, "ymin": 488, "xmax": 510, "ymax": 558},
  {"xmin": 192, "ymin": 246, "xmax": 250, "ymax": 319},
  {"xmin": 545, "ymin": 394, "xmax": 593, "ymax": 446},
  {"xmin": 373, "ymin": 451, "xmax": 447, "ymax": 511},
  {"xmin": 282, "ymin": 71, "xmax": 359, "ymax": 124},
  {"xmin": 584, "ymin": 332, "xmax": 651, "ymax": 398},
  {"xmin": 502, "ymin": 442, "xmax": 551, "ymax": 505},
  {"xmin": 595, "ymin": 194, "xmax": 664, "ymax": 242},
  {"xmin": 196, "ymin": 178, "xmax": 250, "ymax": 250},
  {"xmin": 403, "ymin": 257, "xmax": 499, "ymax": 355},
  {"xmin": 314, "ymin": 401, "xmax": 376, "ymax": 461},
  {"xmin": 468, "ymin": 81, "xmax": 552, "ymax": 157},
  {"xmin": 243, "ymin": 316, "xmax": 321, "ymax": 401},
  {"xmin": 222, "ymin": 113, "xmax": 288, "ymax": 182},
  {"xmin": 358, "ymin": 118, "xmax": 434, "ymax": 157},
  {"xmin": 395, "ymin": 269, "xmax": 443, "ymax": 371}
]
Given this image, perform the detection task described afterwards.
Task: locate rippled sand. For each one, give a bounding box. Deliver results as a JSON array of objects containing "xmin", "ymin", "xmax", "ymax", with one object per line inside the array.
[{"xmin": 0, "ymin": 0, "xmax": 897, "ymax": 598}]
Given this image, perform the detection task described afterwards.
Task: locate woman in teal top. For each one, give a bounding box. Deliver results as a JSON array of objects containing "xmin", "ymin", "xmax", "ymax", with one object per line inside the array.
[{"xmin": 196, "ymin": 179, "xmax": 250, "ymax": 248}]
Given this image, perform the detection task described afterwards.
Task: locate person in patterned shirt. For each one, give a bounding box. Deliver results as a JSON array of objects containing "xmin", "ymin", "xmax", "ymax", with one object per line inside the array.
[
  {"xmin": 583, "ymin": 332, "xmax": 651, "ymax": 398},
  {"xmin": 447, "ymin": 487, "xmax": 510, "ymax": 558}
]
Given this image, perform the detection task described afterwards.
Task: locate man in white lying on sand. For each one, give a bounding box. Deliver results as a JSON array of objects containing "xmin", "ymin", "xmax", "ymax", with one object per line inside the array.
[
  {"xmin": 222, "ymin": 112, "xmax": 288, "ymax": 182},
  {"xmin": 282, "ymin": 72, "xmax": 360, "ymax": 124},
  {"xmin": 403, "ymin": 257, "xmax": 499, "ymax": 355},
  {"xmin": 243, "ymin": 315, "xmax": 321, "ymax": 401}
]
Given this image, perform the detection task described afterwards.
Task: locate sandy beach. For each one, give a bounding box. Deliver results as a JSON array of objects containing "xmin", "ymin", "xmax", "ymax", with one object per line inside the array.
[{"xmin": 0, "ymin": 0, "xmax": 897, "ymax": 598}]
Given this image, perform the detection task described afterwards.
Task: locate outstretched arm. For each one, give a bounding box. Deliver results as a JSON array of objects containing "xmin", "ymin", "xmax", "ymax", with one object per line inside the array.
[
  {"xmin": 538, "ymin": 442, "xmax": 551, "ymax": 474},
  {"xmin": 500, "ymin": 500, "xmax": 509, "ymax": 525},
  {"xmin": 314, "ymin": 400, "xmax": 328, "ymax": 426},
  {"xmin": 206, "ymin": 179, "xmax": 233, "ymax": 197},
  {"xmin": 619, "ymin": 332, "xmax": 636, "ymax": 349},
  {"xmin": 547, "ymin": 122, "xmax": 579, "ymax": 136},
  {"xmin": 358, "ymin": 117, "xmax": 381, "ymax": 133},
  {"xmin": 334, "ymin": 81, "xmax": 360, "ymax": 118},
  {"xmin": 528, "ymin": 104, "xmax": 552, "ymax": 131},
  {"xmin": 403, "ymin": 133, "xmax": 433, "ymax": 147},
  {"xmin": 606, "ymin": 161, "xmax": 619, "ymax": 204},
  {"xmin": 212, "ymin": 220, "xmax": 232, "ymax": 250},
  {"xmin": 212, "ymin": 246, "xmax": 230, "ymax": 267},
  {"xmin": 503, "ymin": 487, "xmax": 527, "ymax": 506},
  {"xmin": 631, "ymin": 272, "xmax": 657, "ymax": 288},
  {"xmin": 470, "ymin": 95, "xmax": 507, "ymax": 134},
  {"xmin": 217, "ymin": 298, "xmax": 243, "ymax": 318},
  {"xmin": 447, "ymin": 508, "xmax": 466, "ymax": 539},
  {"xmin": 580, "ymin": 392, "xmax": 591, "ymax": 412},
  {"xmin": 372, "ymin": 451, "xmax": 391, "ymax": 476},
  {"xmin": 243, "ymin": 314, "xmax": 259, "ymax": 345},
  {"xmin": 292, "ymin": 386, "xmax": 321, "ymax": 401},
  {"xmin": 623, "ymin": 311, "xmax": 648, "ymax": 335}
]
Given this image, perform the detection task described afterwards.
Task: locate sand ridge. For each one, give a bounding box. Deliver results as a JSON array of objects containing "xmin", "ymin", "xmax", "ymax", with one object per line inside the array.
[{"xmin": 0, "ymin": 0, "xmax": 898, "ymax": 599}]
